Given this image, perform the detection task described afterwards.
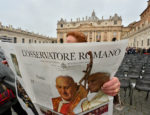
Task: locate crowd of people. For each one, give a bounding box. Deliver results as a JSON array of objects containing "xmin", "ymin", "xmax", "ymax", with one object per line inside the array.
[{"xmin": 126, "ymin": 47, "xmax": 150, "ymax": 54}]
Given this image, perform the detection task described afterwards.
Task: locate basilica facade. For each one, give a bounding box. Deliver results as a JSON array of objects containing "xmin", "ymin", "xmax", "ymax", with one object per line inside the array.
[
  {"xmin": 57, "ymin": 0, "xmax": 150, "ymax": 50},
  {"xmin": 57, "ymin": 11, "xmax": 130, "ymax": 43}
]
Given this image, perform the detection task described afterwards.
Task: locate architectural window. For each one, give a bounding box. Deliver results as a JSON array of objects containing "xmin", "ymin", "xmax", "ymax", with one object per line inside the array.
[
  {"xmin": 96, "ymin": 35, "xmax": 98, "ymax": 39},
  {"xmin": 35, "ymin": 40, "xmax": 36, "ymax": 43},
  {"xmin": 29, "ymin": 39, "xmax": 31, "ymax": 43},
  {"xmin": 112, "ymin": 38, "xmax": 116, "ymax": 41},
  {"xmin": 22, "ymin": 38, "xmax": 25, "ymax": 43},
  {"xmin": 14, "ymin": 37, "xmax": 17, "ymax": 43},
  {"xmin": 61, "ymin": 24, "xmax": 63, "ymax": 28},
  {"xmin": 141, "ymin": 40, "xmax": 143, "ymax": 46},
  {"xmin": 96, "ymin": 32, "xmax": 101, "ymax": 42},
  {"xmin": 147, "ymin": 39, "xmax": 150, "ymax": 46},
  {"xmin": 96, "ymin": 35, "xmax": 99, "ymax": 42},
  {"xmin": 114, "ymin": 21, "xmax": 117, "ymax": 25},
  {"xmin": 60, "ymin": 38, "xmax": 63, "ymax": 43}
]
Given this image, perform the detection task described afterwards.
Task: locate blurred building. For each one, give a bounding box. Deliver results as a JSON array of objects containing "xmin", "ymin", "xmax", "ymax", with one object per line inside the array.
[
  {"xmin": 57, "ymin": 11, "xmax": 130, "ymax": 43},
  {"xmin": 0, "ymin": 22, "xmax": 57, "ymax": 43},
  {"xmin": 123, "ymin": 0, "xmax": 150, "ymax": 49}
]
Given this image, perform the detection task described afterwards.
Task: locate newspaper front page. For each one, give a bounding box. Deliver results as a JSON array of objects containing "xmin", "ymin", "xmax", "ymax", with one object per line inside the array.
[{"xmin": 1, "ymin": 40, "xmax": 128, "ymax": 115}]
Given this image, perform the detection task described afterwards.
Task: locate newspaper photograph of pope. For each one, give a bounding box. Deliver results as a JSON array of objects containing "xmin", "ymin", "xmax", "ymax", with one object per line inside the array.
[{"xmin": 0, "ymin": 40, "xmax": 128, "ymax": 115}]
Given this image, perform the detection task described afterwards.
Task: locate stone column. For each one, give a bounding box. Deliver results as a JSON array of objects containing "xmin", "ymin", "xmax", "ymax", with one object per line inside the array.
[
  {"xmin": 87, "ymin": 32, "xmax": 90, "ymax": 42},
  {"xmin": 117, "ymin": 32, "xmax": 121, "ymax": 40},
  {"xmin": 94, "ymin": 31, "xmax": 97, "ymax": 42},
  {"xmin": 63, "ymin": 33, "xmax": 67, "ymax": 43},
  {"xmin": 101, "ymin": 32, "xmax": 104, "ymax": 41},
  {"xmin": 92, "ymin": 31, "xmax": 95, "ymax": 42},
  {"xmin": 57, "ymin": 33, "xmax": 60, "ymax": 43},
  {"xmin": 108, "ymin": 32, "xmax": 111, "ymax": 41},
  {"xmin": 104, "ymin": 32, "xmax": 107, "ymax": 41}
]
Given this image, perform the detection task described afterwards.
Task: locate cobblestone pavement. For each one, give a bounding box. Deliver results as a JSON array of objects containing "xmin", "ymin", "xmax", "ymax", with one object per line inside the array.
[{"xmin": 113, "ymin": 88, "xmax": 150, "ymax": 115}]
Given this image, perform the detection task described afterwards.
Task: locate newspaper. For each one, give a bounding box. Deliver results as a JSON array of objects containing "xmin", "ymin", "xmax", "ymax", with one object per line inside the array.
[{"xmin": 0, "ymin": 40, "xmax": 128, "ymax": 115}]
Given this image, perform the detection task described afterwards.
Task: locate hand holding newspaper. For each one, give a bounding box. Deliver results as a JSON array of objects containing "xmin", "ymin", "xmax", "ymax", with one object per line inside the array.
[{"xmin": 0, "ymin": 40, "xmax": 128, "ymax": 115}]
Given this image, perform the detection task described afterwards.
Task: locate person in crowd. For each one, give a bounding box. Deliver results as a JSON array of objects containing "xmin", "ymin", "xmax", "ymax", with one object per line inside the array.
[
  {"xmin": 66, "ymin": 31, "xmax": 120, "ymax": 97},
  {"xmin": 146, "ymin": 48, "xmax": 149, "ymax": 53},
  {"xmin": 0, "ymin": 51, "xmax": 27, "ymax": 115},
  {"xmin": 142, "ymin": 48, "xmax": 147, "ymax": 54},
  {"xmin": 1, "ymin": 31, "xmax": 121, "ymax": 115},
  {"xmin": 146, "ymin": 48, "xmax": 150, "ymax": 54}
]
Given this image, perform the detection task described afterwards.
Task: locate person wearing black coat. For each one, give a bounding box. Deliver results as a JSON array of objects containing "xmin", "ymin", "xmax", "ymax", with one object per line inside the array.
[{"xmin": 0, "ymin": 50, "xmax": 27, "ymax": 115}]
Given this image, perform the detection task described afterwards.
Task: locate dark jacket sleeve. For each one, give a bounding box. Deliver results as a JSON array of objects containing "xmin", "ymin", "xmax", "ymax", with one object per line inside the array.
[{"xmin": 0, "ymin": 63, "xmax": 16, "ymax": 92}]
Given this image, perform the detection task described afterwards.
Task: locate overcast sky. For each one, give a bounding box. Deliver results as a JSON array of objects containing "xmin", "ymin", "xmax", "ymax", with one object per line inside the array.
[{"xmin": 0, "ymin": 0, "xmax": 148, "ymax": 37}]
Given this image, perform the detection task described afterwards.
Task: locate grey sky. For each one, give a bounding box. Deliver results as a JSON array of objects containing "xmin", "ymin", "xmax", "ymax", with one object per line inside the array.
[{"xmin": 0, "ymin": 0, "xmax": 148, "ymax": 37}]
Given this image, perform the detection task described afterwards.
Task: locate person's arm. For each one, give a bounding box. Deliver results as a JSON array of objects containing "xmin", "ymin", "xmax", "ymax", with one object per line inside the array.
[{"xmin": 101, "ymin": 77, "xmax": 120, "ymax": 96}]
